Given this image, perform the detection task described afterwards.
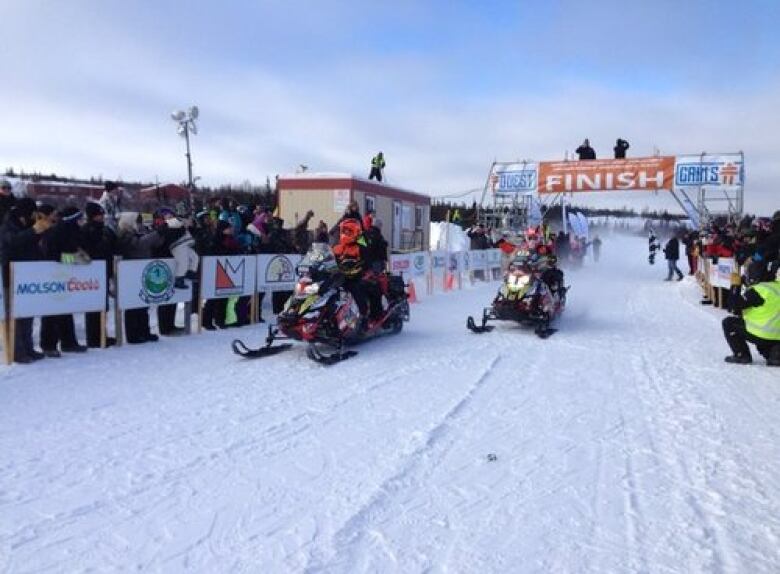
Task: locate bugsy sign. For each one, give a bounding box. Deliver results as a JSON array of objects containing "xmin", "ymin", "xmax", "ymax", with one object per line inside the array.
[{"xmin": 537, "ymin": 156, "xmax": 675, "ymax": 194}]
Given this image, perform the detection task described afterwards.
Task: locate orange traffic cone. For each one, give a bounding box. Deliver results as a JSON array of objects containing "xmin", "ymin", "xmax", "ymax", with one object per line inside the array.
[
  {"xmin": 444, "ymin": 273, "xmax": 455, "ymax": 291},
  {"xmin": 407, "ymin": 279, "xmax": 418, "ymax": 303}
]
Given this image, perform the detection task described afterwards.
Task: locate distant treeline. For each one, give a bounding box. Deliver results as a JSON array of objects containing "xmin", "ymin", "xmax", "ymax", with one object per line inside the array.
[
  {"xmin": 4, "ymin": 167, "xmax": 279, "ymax": 208},
  {"xmin": 430, "ymin": 199, "xmax": 686, "ymax": 225}
]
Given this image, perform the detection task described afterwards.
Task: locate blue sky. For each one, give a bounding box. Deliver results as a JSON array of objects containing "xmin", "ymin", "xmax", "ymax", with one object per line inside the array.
[{"xmin": 1, "ymin": 0, "xmax": 778, "ymax": 213}]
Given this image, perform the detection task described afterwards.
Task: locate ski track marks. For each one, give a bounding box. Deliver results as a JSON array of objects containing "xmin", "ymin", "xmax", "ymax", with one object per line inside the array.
[{"xmin": 2, "ymin": 236, "xmax": 780, "ymax": 573}]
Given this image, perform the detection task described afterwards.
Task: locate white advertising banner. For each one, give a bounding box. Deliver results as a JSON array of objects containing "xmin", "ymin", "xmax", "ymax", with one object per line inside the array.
[
  {"xmin": 489, "ymin": 162, "xmax": 538, "ymax": 195},
  {"xmin": 390, "ymin": 252, "xmax": 429, "ymax": 278},
  {"xmin": 430, "ymin": 250, "xmax": 447, "ymax": 271},
  {"xmin": 674, "ymin": 154, "xmax": 744, "ymax": 189},
  {"xmin": 468, "ymin": 250, "xmax": 488, "ymax": 272},
  {"xmin": 333, "ymin": 189, "xmax": 350, "ymax": 213},
  {"xmin": 485, "ymin": 249, "xmax": 502, "ymax": 271},
  {"xmin": 200, "ymin": 255, "xmax": 257, "ymax": 299},
  {"xmin": 710, "ymin": 257, "xmax": 735, "ymax": 289},
  {"xmin": 257, "ymin": 254, "xmax": 303, "ymax": 291},
  {"xmin": 11, "ymin": 261, "xmax": 107, "ymax": 319},
  {"xmin": 117, "ymin": 259, "xmax": 191, "ymax": 311}
]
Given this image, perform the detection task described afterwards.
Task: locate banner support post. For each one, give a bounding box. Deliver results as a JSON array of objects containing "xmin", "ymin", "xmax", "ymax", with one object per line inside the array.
[{"xmin": 114, "ymin": 258, "xmax": 124, "ymax": 347}]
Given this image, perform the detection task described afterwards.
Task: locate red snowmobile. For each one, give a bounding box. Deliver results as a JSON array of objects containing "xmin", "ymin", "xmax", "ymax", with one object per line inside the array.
[{"xmin": 232, "ymin": 243, "xmax": 410, "ymax": 364}]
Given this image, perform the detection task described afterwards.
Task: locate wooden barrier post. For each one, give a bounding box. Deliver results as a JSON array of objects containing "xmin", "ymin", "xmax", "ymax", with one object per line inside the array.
[
  {"xmin": 197, "ymin": 263, "xmax": 204, "ymax": 334},
  {"xmin": 100, "ymin": 311, "xmax": 106, "ymax": 349},
  {"xmin": 114, "ymin": 258, "xmax": 124, "ymax": 346},
  {"xmin": 7, "ymin": 264, "xmax": 15, "ymax": 363}
]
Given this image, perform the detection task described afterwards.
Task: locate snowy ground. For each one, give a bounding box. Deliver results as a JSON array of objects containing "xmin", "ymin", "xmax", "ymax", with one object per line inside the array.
[{"xmin": 2, "ymin": 236, "xmax": 780, "ymax": 573}]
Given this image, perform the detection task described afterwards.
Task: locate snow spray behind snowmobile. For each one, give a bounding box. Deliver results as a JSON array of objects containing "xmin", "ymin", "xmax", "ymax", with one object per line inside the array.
[
  {"xmin": 467, "ymin": 252, "xmax": 567, "ymax": 338},
  {"xmin": 232, "ymin": 243, "xmax": 410, "ymax": 364}
]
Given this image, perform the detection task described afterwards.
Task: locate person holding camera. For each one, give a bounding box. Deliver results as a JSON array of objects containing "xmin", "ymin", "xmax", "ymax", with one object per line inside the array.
[{"xmin": 614, "ymin": 138, "xmax": 630, "ymax": 159}]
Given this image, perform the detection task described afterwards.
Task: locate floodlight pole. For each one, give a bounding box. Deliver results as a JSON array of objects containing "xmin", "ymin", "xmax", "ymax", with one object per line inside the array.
[{"xmin": 183, "ymin": 121, "xmax": 194, "ymax": 192}]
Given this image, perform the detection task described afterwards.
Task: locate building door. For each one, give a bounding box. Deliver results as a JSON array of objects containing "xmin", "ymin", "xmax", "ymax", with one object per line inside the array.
[{"xmin": 393, "ymin": 201, "xmax": 402, "ymax": 249}]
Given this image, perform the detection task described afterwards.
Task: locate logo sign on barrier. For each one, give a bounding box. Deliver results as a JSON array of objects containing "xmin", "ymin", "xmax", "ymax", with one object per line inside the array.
[
  {"xmin": 411, "ymin": 253, "xmax": 428, "ymax": 277},
  {"xmin": 391, "ymin": 256, "xmax": 411, "ymax": 273},
  {"xmin": 431, "ymin": 251, "xmax": 446, "ymax": 270},
  {"xmin": 257, "ymin": 254, "xmax": 303, "ymax": 291},
  {"xmin": 11, "ymin": 261, "xmax": 107, "ymax": 319},
  {"xmin": 490, "ymin": 163, "xmax": 538, "ymax": 195},
  {"xmin": 389, "ymin": 252, "xmax": 429, "ymax": 278},
  {"xmin": 538, "ymin": 157, "xmax": 675, "ymax": 193},
  {"xmin": 674, "ymin": 155, "xmax": 744, "ymax": 188},
  {"xmin": 117, "ymin": 259, "xmax": 191, "ymax": 310},
  {"xmin": 486, "ymin": 249, "xmax": 502, "ymax": 267},
  {"xmin": 710, "ymin": 258, "xmax": 735, "ymax": 288},
  {"xmin": 200, "ymin": 256, "xmax": 257, "ymax": 299}
]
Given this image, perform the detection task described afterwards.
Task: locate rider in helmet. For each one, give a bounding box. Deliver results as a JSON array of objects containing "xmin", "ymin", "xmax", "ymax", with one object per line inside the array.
[{"xmin": 332, "ymin": 219, "xmax": 383, "ymax": 324}]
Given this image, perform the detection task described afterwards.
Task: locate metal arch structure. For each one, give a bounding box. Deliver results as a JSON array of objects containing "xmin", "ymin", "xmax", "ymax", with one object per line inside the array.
[{"xmin": 477, "ymin": 152, "xmax": 745, "ymax": 233}]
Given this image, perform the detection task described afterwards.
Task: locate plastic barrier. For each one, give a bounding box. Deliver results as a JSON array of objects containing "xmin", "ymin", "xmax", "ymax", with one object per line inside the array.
[
  {"xmin": 115, "ymin": 258, "xmax": 192, "ymax": 344},
  {"xmin": 198, "ymin": 255, "xmax": 258, "ymax": 330},
  {"xmin": 5, "ymin": 261, "xmax": 108, "ymax": 362}
]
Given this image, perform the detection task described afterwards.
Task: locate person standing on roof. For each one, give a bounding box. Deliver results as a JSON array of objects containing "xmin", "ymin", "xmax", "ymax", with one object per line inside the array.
[
  {"xmin": 576, "ymin": 139, "xmax": 596, "ymax": 160},
  {"xmin": 369, "ymin": 152, "xmax": 386, "ymax": 182}
]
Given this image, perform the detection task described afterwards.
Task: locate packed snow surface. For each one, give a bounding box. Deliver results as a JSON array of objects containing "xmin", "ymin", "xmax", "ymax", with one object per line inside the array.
[{"xmin": 2, "ymin": 236, "xmax": 779, "ymax": 573}]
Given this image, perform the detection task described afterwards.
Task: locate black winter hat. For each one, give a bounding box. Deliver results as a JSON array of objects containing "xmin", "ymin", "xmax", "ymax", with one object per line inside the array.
[
  {"xmin": 85, "ymin": 202, "xmax": 105, "ymax": 219},
  {"xmin": 13, "ymin": 197, "xmax": 37, "ymax": 219},
  {"xmin": 59, "ymin": 206, "xmax": 83, "ymax": 222},
  {"xmin": 104, "ymin": 180, "xmax": 118, "ymax": 192}
]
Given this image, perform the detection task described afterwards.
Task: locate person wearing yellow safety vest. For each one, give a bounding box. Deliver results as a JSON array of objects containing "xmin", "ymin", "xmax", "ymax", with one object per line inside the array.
[
  {"xmin": 722, "ymin": 266, "xmax": 780, "ymax": 366},
  {"xmin": 369, "ymin": 152, "xmax": 386, "ymax": 182}
]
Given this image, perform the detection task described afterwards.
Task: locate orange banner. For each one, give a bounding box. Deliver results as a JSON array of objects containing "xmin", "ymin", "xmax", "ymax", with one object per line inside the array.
[{"xmin": 537, "ymin": 156, "xmax": 675, "ymax": 194}]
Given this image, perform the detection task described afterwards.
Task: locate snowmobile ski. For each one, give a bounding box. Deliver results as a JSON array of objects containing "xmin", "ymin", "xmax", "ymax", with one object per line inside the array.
[
  {"xmin": 306, "ymin": 343, "xmax": 357, "ymax": 365},
  {"xmin": 534, "ymin": 327, "xmax": 557, "ymax": 339},
  {"xmin": 467, "ymin": 315, "xmax": 494, "ymax": 334},
  {"xmin": 231, "ymin": 339, "xmax": 292, "ymax": 359}
]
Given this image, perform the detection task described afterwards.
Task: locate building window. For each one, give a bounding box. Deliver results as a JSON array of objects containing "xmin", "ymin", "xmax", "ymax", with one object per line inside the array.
[
  {"xmin": 365, "ymin": 195, "xmax": 376, "ymax": 214},
  {"xmin": 415, "ymin": 205, "xmax": 424, "ymax": 229}
]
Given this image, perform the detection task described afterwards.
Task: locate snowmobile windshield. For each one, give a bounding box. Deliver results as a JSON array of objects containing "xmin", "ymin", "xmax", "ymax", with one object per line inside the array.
[{"xmin": 298, "ymin": 243, "xmax": 337, "ymax": 278}]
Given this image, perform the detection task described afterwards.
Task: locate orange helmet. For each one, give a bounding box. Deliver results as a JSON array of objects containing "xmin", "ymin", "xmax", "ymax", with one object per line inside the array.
[{"xmin": 339, "ymin": 218, "xmax": 362, "ymax": 244}]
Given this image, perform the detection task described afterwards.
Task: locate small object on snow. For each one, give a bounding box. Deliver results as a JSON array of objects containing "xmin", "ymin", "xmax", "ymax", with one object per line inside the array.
[{"xmin": 487, "ymin": 453, "xmax": 498, "ymax": 462}]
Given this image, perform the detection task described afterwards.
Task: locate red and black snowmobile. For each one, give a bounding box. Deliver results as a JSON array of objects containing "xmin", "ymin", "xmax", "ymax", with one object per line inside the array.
[
  {"xmin": 232, "ymin": 243, "xmax": 410, "ymax": 364},
  {"xmin": 467, "ymin": 252, "xmax": 567, "ymax": 338}
]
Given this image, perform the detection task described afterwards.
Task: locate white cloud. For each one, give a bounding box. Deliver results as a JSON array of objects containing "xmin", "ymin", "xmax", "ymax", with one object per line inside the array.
[{"xmin": 0, "ymin": 3, "xmax": 776, "ymax": 215}]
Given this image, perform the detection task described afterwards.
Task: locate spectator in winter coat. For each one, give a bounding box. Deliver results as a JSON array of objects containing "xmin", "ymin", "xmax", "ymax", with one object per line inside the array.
[
  {"xmin": 151, "ymin": 208, "xmax": 186, "ymax": 336},
  {"xmin": 613, "ymin": 138, "xmax": 630, "ymax": 159},
  {"xmin": 663, "ymin": 235, "xmax": 684, "ymax": 281},
  {"xmin": 314, "ymin": 220, "xmax": 329, "ymax": 243},
  {"xmin": 293, "ymin": 210, "xmax": 315, "ymax": 255},
  {"xmin": 0, "ymin": 178, "xmax": 15, "ymax": 224},
  {"xmin": 39, "ymin": 206, "xmax": 89, "ymax": 356},
  {"xmin": 682, "ymin": 230, "xmax": 699, "ymax": 275},
  {"xmin": 592, "ymin": 235, "xmax": 603, "ymax": 262},
  {"xmin": 369, "ymin": 152, "xmax": 386, "ymax": 181},
  {"xmin": 722, "ymin": 267, "xmax": 780, "ymax": 366},
  {"xmin": 99, "ymin": 180, "xmax": 121, "ymax": 232},
  {"xmin": 81, "ymin": 202, "xmax": 117, "ymax": 347},
  {"xmin": 164, "ymin": 215, "xmax": 199, "ymax": 288},
  {"xmin": 219, "ymin": 198, "xmax": 243, "ymax": 237},
  {"xmin": 467, "ymin": 224, "xmax": 491, "ymax": 250},
  {"xmin": 0, "ymin": 198, "xmax": 52, "ymax": 362},
  {"xmin": 576, "ymin": 139, "xmax": 596, "ymax": 160},
  {"xmin": 364, "ymin": 218, "xmax": 389, "ymax": 273},
  {"xmin": 117, "ymin": 212, "xmax": 164, "ymax": 343}
]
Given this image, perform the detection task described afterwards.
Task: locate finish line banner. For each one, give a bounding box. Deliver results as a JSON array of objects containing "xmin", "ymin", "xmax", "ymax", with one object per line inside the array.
[{"xmin": 537, "ymin": 156, "xmax": 675, "ymax": 194}]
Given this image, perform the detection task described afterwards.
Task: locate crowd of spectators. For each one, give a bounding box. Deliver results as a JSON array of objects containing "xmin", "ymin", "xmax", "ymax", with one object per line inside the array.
[{"xmin": 0, "ymin": 179, "xmax": 348, "ymax": 364}]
